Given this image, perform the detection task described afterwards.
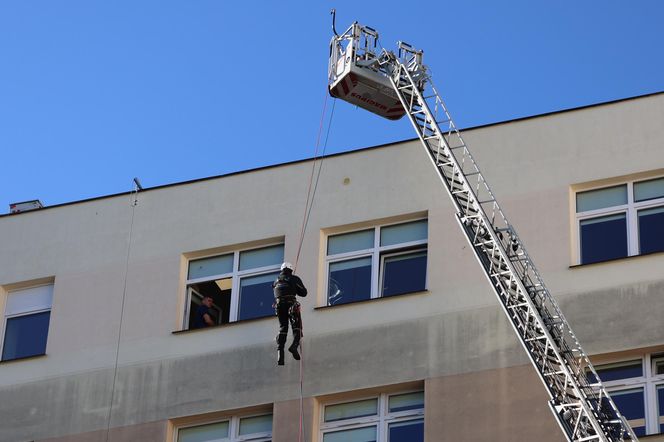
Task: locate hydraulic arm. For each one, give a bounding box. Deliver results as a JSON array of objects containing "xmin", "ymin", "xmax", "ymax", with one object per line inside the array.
[{"xmin": 329, "ymin": 19, "xmax": 637, "ymax": 442}]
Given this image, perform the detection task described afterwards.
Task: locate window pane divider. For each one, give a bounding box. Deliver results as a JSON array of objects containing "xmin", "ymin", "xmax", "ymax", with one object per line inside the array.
[
  {"xmin": 634, "ymin": 199, "xmax": 664, "ymax": 210},
  {"xmin": 377, "ymin": 239, "xmax": 428, "ymax": 252},
  {"xmin": 320, "ymin": 419, "xmax": 380, "ymax": 432},
  {"xmin": 371, "ymin": 229, "xmax": 380, "ymax": 299},
  {"xmin": 326, "ymin": 252, "xmax": 373, "ymax": 264},
  {"xmin": 326, "ymin": 248, "xmax": 376, "ymax": 261},
  {"xmin": 576, "ymin": 207, "xmax": 628, "ymax": 220},
  {"xmin": 4, "ymin": 307, "xmax": 51, "ymax": 320},
  {"xmin": 236, "ymin": 265, "xmax": 280, "ymax": 277},
  {"xmin": 186, "ymin": 272, "xmax": 234, "ymax": 285}
]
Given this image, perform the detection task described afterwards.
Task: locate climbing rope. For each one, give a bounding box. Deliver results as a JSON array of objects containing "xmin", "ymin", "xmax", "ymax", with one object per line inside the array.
[
  {"xmin": 294, "ymin": 93, "xmax": 336, "ymax": 271},
  {"xmin": 105, "ymin": 185, "xmax": 139, "ymax": 442},
  {"xmin": 293, "ymin": 91, "xmax": 337, "ymax": 442},
  {"xmin": 298, "ymin": 343, "xmax": 305, "ymax": 442}
]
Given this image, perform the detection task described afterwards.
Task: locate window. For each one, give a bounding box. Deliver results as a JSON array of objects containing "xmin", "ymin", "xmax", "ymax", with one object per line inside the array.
[
  {"xmin": 326, "ymin": 219, "xmax": 427, "ymax": 306},
  {"xmin": 177, "ymin": 413, "xmax": 272, "ymax": 442},
  {"xmin": 575, "ymin": 177, "xmax": 664, "ymax": 264},
  {"xmin": 185, "ymin": 244, "xmax": 283, "ymax": 329},
  {"xmin": 320, "ymin": 391, "xmax": 424, "ymax": 442},
  {"xmin": 1, "ymin": 284, "xmax": 53, "ymax": 361},
  {"xmin": 592, "ymin": 353, "xmax": 664, "ymax": 436}
]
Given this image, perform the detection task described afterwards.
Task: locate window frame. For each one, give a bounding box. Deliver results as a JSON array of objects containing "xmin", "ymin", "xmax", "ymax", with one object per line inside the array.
[
  {"xmin": 0, "ymin": 283, "xmax": 53, "ymax": 361},
  {"xmin": 596, "ymin": 353, "xmax": 664, "ymax": 436},
  {"xmin": 575, "ymin": 178, "xmax": 664, "ymax": 264},
  {"xmin": 174, "ymin": 411, "xmax": 273, "ymax": 442},
  {"xmin": 319, "ymin": 390, "xmax": 424, "ymax": 442},
  {"xmin": 184, "ymin": 242, "xmax": 283, "ymax": 329},
  {"xmin": 324, "ymin": 219, "xmax": 428, "ymax": 306}
]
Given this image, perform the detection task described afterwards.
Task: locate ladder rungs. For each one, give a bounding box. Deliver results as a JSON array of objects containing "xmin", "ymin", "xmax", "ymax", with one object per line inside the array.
[
  {"xmin": 475, "ymin": 239, "xmax": 496, "ymax": 247},
  {"xmin": 507, "ymin": 302, "xmax": 529, "ymax": 309},
  {"xmin": 527, "ymin": 287, "xmax": 547, "ymax": 293},
  {"xmin": 525, "ymin": 335, "xmax": 547, "ymax": 342}
]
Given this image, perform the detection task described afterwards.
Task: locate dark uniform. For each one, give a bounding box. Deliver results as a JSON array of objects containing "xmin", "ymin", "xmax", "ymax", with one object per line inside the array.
[{"xmin": 273, "ymin": 267, "xmax": 307, "ymax": 365}]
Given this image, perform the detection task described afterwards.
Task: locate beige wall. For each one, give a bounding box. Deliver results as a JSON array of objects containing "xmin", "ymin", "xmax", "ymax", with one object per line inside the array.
[
  {"xmin": 425, "ymin": 365, "xmax": 562, "ymax": 442},
  {"xmin": 0, "ymin": 93, "xmax": 663, "ymax": 441}
]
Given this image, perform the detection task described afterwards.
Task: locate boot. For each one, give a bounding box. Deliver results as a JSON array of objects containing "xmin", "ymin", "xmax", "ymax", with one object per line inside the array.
[
  {"xmin": 288, "ymin": 341, "xmax": 300, "ymax": 360},
  {"xmin": 277, "ymin": 349, "xmax": 285, "ymax": 366}
]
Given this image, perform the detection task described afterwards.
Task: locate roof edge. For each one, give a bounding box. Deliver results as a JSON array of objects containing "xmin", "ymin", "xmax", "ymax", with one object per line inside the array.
[{"xmin": 3, "ymin": 89, "xmax": 662, "ymax": 218}]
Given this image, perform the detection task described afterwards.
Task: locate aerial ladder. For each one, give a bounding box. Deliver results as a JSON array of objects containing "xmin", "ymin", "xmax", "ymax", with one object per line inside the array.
[{"xmin": 328, "ymin": 16, "xmax": 638, "ymax": 442}]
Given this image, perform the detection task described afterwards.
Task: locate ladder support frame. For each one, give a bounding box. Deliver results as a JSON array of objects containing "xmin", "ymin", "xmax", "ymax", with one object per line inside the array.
[{"xmin": 385, "ymin": 55, "xmax": 637, "ymax": 442}]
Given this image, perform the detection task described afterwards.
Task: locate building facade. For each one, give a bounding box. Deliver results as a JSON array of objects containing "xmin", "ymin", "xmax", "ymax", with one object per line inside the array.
[{"xmin": 1, "ymin": 92, "xmax": 663, "ymax": 442}]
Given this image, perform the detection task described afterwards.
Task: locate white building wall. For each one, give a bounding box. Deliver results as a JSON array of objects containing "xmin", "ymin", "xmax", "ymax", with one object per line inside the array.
[{"xmin": 0, "ymin": 92, "xmax": 662, "ymax": 441}]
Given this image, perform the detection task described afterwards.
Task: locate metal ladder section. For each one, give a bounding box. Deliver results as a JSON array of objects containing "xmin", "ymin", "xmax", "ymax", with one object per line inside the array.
[{"xmin": 385, "ymin": 48, "xmax": 637, "ymax": 442}]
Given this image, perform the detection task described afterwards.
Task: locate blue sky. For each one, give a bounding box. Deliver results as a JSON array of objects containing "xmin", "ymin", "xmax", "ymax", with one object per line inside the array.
[{"xmin": 1, "ymin": 1, "xmax": 663, "ymax": 210}]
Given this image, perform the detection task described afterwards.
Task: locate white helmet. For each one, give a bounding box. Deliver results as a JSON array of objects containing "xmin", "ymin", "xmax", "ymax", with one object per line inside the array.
[{"xmin": 280, "ymin": 262, "xmax": 294, "ymax": 271}]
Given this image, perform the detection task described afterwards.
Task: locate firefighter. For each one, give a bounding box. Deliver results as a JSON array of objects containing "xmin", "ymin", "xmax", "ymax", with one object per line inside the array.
[{"xmin": 273, "ymin": 262, "xmax": 307, "ymax": 365}]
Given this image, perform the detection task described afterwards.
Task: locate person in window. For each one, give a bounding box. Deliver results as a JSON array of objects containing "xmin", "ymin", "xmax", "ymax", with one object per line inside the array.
[
  {"xmin": 273, "ymin": 262, "xmax": 307, "ymax": 365},
  {"xmin": 193, "ymin": 296, "xmax": 215, "ymax": 329}
]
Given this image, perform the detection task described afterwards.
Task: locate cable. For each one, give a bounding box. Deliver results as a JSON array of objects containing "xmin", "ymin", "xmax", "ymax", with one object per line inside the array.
[
  {"xmin": 104, "ymin": 185, "xmax": 139, "ymax": 442},
  {"xmin": 293, "ymin": 92, "xmax": 337, "ymax": 442},
  {"xmin": 298, "ymin": 343, "xmax": 305, "ymax": 442},
  {"xmin": 301, "ymin": 99, "xmax": 336, "ymax": 251},
  {"xmin": 294, "ymin": 92, "xmax": 329, "ymax": 271},
  {"xmin": 294, "ymin": 97, "xmax": 337, "ymax": 271}
]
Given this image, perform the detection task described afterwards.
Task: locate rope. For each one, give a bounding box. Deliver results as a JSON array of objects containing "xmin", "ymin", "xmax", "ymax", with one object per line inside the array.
[
  {"xmin": 294, "ymin": 90, "xmax": 331, "ymax": 271},
  {"xmin": 301, "ymin": 99, "xmax": 336, "ymax": 260},
  {"xmin": 104, "ymin": 187, "xmax": 139, "ymax": 442},
  {"xmin": 298, "ymin": 342, "xmax": 305, "ymax": 442},
  {"xmin": 293, "ymin": 91, "xmax": 337, "ymax": 442}
]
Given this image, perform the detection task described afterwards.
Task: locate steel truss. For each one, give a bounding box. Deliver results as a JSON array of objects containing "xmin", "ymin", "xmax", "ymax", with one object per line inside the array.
[{"xmin": 381, "ymin": 44, "xmax": 637, "ymax": 441}]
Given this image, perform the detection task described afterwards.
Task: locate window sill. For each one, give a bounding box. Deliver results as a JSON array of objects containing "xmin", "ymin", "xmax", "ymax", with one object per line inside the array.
[
  {"xmin": 570, "ymin": 250, "xmax": 664, "ymax": 268},
  {"xmin": 172, "ymin": 314, "xmax": 274, "ymax": 335},
  {"xmin": 314, "ymin": 289, "xmax": 428, "ymax": 310},
  {"xmin": 0, "ymin": 353, "xmax": 47, "ymax": 365}
]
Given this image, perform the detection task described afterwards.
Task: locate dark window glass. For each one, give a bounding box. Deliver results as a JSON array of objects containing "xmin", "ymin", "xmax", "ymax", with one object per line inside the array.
[
  {"xmin": 328, "ymin": 257, "xmax": 372, "ymax": 305},
  {"xmin": 638, "ymin": 207, "xmax": 664, "ymax": 255},
  {"xmin": 611, "ymin": 388, "xmax": 645, "ymax": 437},
  {"xmin": 592, "ymin": 361, "xmax": 643, "ymax": 383},
  {"xmin": 381, "ymin": 250, "xmax": 426, "ymax": 297},
  {"xmin": 388, "ymin": 419, "xmax": 424, "ymax": 442},
  {"xmin": 2, "ymin": 311, "xmax": 50, "ymax": 361},
  {"xmin": 658, "ymin": 386, "xmax": 664, "ymax": 433},
  {"xmin": 580, "ymin": 214, "xmax": 628, "ymax": 264},
  {"xmin": 238, "ymin": 272, "xmax": 279, "ymax": 321}
]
